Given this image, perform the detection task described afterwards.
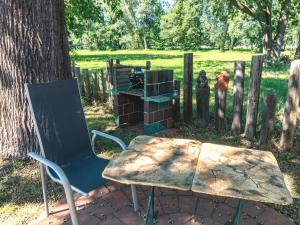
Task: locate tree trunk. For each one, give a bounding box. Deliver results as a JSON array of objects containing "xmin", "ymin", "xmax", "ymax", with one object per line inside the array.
[
  {"xmin": 245, "ymin": 55, "xmax": 264, "ymax": 138},
  {"xmin": 295, "ymin": 32, "xmax": 300, "ymax": 60},
  {"xmin": 279, "ymin": 60, "xmax": 300, "ymax": 150},
  {"xmin": 0, "ymin": 0, "xmax": 71, "ymax": 158},
  {"xmin": 273, "ymin": 1, "xmax": 290, "ymax": 61},
  {"xmin": 262, "ymin": 4, "xmax": 273, "ymax": 61}
]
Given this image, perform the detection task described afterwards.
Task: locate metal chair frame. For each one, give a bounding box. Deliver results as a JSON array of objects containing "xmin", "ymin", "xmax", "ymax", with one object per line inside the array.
[{"xmin": 25, "ymin": 82, "xmax": 139, "ymax": 225}]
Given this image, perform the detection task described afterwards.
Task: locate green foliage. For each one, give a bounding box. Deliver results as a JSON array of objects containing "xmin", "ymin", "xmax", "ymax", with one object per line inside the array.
[{"xmin": 64, "ymin": 0, "xmax": 299, "ymax": 55}]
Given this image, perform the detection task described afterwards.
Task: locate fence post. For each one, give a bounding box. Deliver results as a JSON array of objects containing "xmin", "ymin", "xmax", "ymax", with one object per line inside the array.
[
  {"xmin": 245, "ymin": 55, "xmax": 264, "ymax": 138},
  {"xmin": 260, "ymin": 91, "xmax": 277, "ymax": 144},
  {"xmin": 91, "ymin": 73, "xmax": 99, "ymax": 103},
  {"xmin": 173, "ymin": 80, "xmax": 181, "ymax": 122},
  {"xmin": 146, "ymin": 61, "xmax": 151, "ymax": 70},
  {"xmin": 183, "ymin": 53, "xmax": 193, "ymax": 122},
  {"xmin": 71, "ymin": 61, "xmax": 76, "ymax": 77},
  {"xmin": 279, "ymin": 59, "xmax": 300, "ymax": 150},
  {"xmin": 214, "ymin": 71, "xmax": 230, "ymax": 133},
  {"xmin": 98, "ymin": 69, "xmax": 106, "ymax": 101},
  {"xmin": 107, "ymin": 59, "xmax": 114, "ymax": 108},
  {"xmin": 196, "ymin": 70, "xmax": 210, "ymax": 127},
  {"xmin": 116, "ymin": 59, "xmax": 120, "ymax": 64},
  {"xmin": 82, "ymin": 69, "xmax": 91, "ymax": 99},
  {"xmin": 231, "ymin": 61, "xmax": 245, "ymax": 135}
]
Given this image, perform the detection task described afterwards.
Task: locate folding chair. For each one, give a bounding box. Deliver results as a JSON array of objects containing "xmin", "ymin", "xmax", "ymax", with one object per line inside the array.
[{"xmin": 25, "ymin": 79, "xmax": 139, "ymax": 225}]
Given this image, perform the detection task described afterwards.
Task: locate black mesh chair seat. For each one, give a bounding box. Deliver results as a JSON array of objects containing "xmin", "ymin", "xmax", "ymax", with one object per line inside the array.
[{"xmin": 50, "ymin": 154, "xmax": 109, "ymax": 195}]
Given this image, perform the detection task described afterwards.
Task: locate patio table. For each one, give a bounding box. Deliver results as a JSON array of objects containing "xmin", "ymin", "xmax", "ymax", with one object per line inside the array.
[{"xmin": 102, "ymin": 135, "xmax": 293, "ymax": 225}]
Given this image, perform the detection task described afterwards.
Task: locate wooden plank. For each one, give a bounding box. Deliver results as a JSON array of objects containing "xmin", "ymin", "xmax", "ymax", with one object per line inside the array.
[
  {"xmin": 82, "ymin": 69, "xmax": 91, "ymax": 98},
  {"xmin": 196, "ymin": 86, "xmax": 210, "ymax": 127},
  {"xmin": 98, "ymin": 69, "xmax": 106, "ymax": 101},
  {"xmin": 260, "ymin": 92, "xmax": 277, "ymax": 143},
  {"xmin": 231, "ymin": 61, "xmax": 245, "ymax": 135},
  {"xmin": 183, "ymin": 53, "xmax": 193, "ymax": 121},
  {"xmin": 173, "ymin": 80, "xmax": 181, "ymax": 122},
  {"xmin": 102, "ymin": 136, "xmax": 202, "ymax": 191},
  {"xmin": 91, "ymin": 73, "xmax": 98, "ymax": 102},
  {"xmin": 192, "ymin": 143, "xmax": 293, "ymax": 205},
  {"xmin": 280, "ymin": 59, "xmax": 300, "ymax": 150},
  {"xmin": 245, "ymin": 55, "xmax": 264, "ymax": 138},
  {"xmin": 214, "ymin": 88, "xmax": 227, "ymax": 133}
]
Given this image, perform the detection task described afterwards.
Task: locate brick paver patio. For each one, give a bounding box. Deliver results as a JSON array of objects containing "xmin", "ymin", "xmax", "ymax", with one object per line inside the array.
[{"xmin": 30, "ymin": 181, "xmax": 295, "ymax": 225}]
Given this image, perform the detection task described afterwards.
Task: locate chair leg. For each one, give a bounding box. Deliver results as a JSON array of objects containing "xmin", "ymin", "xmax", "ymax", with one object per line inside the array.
[
  {"xmin": 63, "ymin": 185, "xmax": 80, "ymax": 225},
  {"xmin": 131, "ymin": 185, "xmax": 139, "ymax": 211},
  {"xmin": 39, "ymin": 163, "xmax": 49, "ymax": 216}
]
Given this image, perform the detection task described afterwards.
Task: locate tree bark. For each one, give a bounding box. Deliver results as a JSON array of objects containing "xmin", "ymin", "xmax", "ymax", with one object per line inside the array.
[
  {"xmin": 183, "ymin": 53, "xmax": 193, "ymax": 122},
  {"xmin": 231, "ymin": 61, "xmax": 245, "ymax": 135},
  {"xmin": 279, "ymin": 60, "xmax": 300, "ymax": 150},
  {"xmin": 245, "ymin": 55, "xmax": 264, "ymax": 138},
  {"xmin": 295, "ymin": 32, "xmax": 300, "ymax": 60},
  {"xmin": 260, "ymin": 92, "xmax": 277, "ymax": 144},
  {"xmin": 0, "ymin": 0, "xmax": 71, "ymax": 158}
]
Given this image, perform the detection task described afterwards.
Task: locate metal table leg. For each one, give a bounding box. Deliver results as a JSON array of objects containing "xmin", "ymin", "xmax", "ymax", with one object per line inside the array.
[
  {"xmin": 225, "ymin": 199, "xmax": 243, "ymax": 225},
  {"xmin": 144, "ymin": 186, "xmax": 158, "ymax": 225}
]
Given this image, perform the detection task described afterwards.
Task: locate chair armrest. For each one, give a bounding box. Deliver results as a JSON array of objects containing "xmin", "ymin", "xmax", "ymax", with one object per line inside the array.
[
  {"xmin": 91, "ymin": 130, "xmax": 127, "ymax": 152},
  {"xmin": 28, "ymin": 152, "xmax": 70, "ymax": 187}
]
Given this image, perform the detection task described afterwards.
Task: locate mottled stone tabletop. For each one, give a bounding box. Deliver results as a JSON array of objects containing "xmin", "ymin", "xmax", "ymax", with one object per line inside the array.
[
  {"xmin": 102, "ymin": 136, "xmax": 293, "ymax": 205},
  {"xmin": 192, "ymin": 143, "xmax": 293, "ymax": 205}
]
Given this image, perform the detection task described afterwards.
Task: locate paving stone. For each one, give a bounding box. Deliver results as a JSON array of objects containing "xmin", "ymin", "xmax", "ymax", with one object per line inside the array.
[
  {"xmin": 160, "ymin": 195, "xmax": 180, "ymax": 214},
  {"xmin": 211, "ymin": 203, "xmax": 235, "ymax": 224},
  {"xmin": 159, "ymin": 187, "xmax": 177, "ymax": 195},
  {"xmin": 89, "ymin": 199, "xmax": 115, "ymax": 221},
  {"xmin": 102, "ymin": 190, "xmax": 131, "ymax": 210},
  {"xmin": 223, "ymin": 197, "xmax": 239, "ymax": 208},
  {"xmin": 257, "ymin": 207, "xmax": 290, "ymax": 225},
  {"xmin": 196, "ymin": 217, "xmax": 215, "ymax": 225},
  {"xmin": 177, "ymin": 190, "xmax": 193, "ymax": 196},
  {"xmin": 178, "ymin": 195, "xmax": 198, "ymax": 214},
  {"xmin": 115, "ymin": 206, "xmax": 144, "ymax": 225},
  {"xmin": 169, "ymin": 213, "xmax": 196, "ymax": 225},
  {"xmin": 156, "ymin": 214, "xmax": 172, "ymax": 225},
  {"xmin": 89, "ymin": 185, "xmax": 110, "ymax": 199},
  {"xmin": 29, "ymin": 185, "xmax": 295, "ymax": 225},
  {"xmin": 98, "ymin": 216, "xmax": 124, "ymax": 225},
  {"xmin": 195, "ymin": 198, "xmax": 217, "ymax": 218},
  {"xmin": 243, "ymin": 201, "xmax": 266, "ymax": 218}
]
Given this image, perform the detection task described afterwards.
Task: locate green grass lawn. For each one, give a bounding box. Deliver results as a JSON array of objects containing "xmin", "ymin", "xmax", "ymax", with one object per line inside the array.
[{"xmin": 1, "ymin": 49, "xmax": 299, "ymax": 224}]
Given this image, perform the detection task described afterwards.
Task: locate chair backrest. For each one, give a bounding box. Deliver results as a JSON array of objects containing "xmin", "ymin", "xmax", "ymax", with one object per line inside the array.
[{"xmin": 25, "ymin": 79, "xmax": 93, "ymax": 165}]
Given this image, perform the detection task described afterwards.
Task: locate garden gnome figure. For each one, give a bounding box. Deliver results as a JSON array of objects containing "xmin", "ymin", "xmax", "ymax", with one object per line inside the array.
[
  {"xmin": 214, "ymin": 71, "xmax": 230, "ymax": 133},
  {"xmin": 196, "ymin": 70, "xmax": 210, "ymax": 127}
]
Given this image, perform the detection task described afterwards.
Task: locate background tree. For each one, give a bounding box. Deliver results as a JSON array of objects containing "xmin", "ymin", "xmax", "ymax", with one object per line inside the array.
[
  {"xmin": 0, "ymin": 0, "xmax": 72, "ymax": 158},
  {"xmin": 226, "ymin": 0, "xmax": 299, "ymax": 61}
]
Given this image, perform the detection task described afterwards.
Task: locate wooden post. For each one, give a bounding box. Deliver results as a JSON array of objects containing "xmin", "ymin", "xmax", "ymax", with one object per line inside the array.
[
  {"xmin": 245, "ymin": 55, "xmax": 264, "ymax": 138},
  {"xmin": 82, "ymin": 69, "xmax": 91, "ymax": 99},
  {"xmin": 231, "ymin": 61, "xmax": 245, "ymax": 135},
  {"xmin": 107, "ymin": 59, "xmax": 114, "ymax": 108},
  {"xmin": 196, "ymin": 71, "xmax": 210, "ymax": 127},
  {"xmin": 75, "ymin": 67, "xmax": 83, "ymax": 95},
  {"xmin": 71, "ymin": 61, "xmax": 76, "ymax": 77},
  {"xmin": 116, "ymin": 59, "xmax": 120, "ymax": 64},
  {"xmin": 183, "ymin": 53, "xmax": 193, "ymax": 121},
  {"xmin": 279, "ymin": 59, "xmax": 300, "ymax": 150},
  {"xmin": 91, "ymin": 73, "xmax": 98, "ymax": 102},
  {"xmin": 215, "ymin": 88, "xmax": 227, "ymax": 132},
  {"xmin": 98, "ymin": 69, "xmax": 106, "ymax": 101},
  {"xmin": 173, "ymin": 80, "xmax": 181, "ymax": 122},
  {"xmin": 260, "ymin": 92, "xmax": 277, "ymax": 143},
  {"xmin": 146, "ymin": 61, "xmax": 151, "ymax": 70}
]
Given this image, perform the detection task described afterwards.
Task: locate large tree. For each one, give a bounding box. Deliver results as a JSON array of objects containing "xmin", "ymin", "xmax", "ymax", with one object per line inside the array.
[
  {"xmin": 0, "ymin": 0, "xmax": 72, "ymax": 158},
  {"xmin": 227, "ymin": 0, "xmax": 298, "ymax": 61}
]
